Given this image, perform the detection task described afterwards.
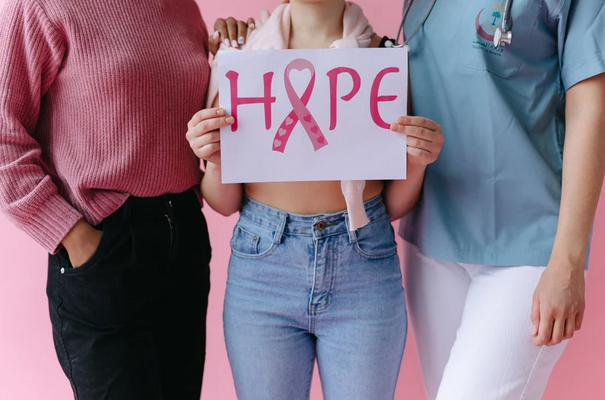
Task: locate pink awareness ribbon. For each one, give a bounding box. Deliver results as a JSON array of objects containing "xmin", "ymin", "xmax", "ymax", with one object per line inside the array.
[{"xmin": 273, "ymin": 59, "xmax": 329, "ymax": 153}]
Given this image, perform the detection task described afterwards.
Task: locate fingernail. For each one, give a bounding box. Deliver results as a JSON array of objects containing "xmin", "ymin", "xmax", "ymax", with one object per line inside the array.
[
  {"xmin": 399, "ymin": 116, "xmax": 407, "ymax": 124},
  {"xmin": 217, "ymin": 109, "xmax": 225, "ymax": 116},
  {"xmin": 212, "ymin": 31, "xmax": 219, "ymax": 40},
  {"xmin": 238, "ymin": 36, "xmax": 245, "ymax": 45},
  {"xmin": 224, "ymin": 39, "xmax": 230, "ymax": 47},
  {"xmin": 231, "ymin": 40, "xmax": 239, "ymax": 48},
  {"xmin": 226, "ymin": 116, "xmax": 235, "ymax": 124},
  {"xmin": 249, "ymin": 23, "xmax": 255, "ymax": 30}
]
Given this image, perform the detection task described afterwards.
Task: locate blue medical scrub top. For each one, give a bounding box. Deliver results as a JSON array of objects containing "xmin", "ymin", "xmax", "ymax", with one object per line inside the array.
[{"xmin": 399, "ymin": 0, "xmax": 605, "ymax": 267}]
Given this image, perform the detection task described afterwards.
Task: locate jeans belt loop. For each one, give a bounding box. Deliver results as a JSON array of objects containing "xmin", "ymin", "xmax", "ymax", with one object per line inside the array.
[
  {"xmin": 273, "ymin": 212, "xmax": 287, "ymax": 245},
  {"xmin": 345, "ymin": 213, "xmax": 358, "ymax": 244}
]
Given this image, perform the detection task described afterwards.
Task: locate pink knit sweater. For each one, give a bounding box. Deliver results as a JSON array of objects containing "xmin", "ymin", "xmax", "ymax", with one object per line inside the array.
[{"xmin": 0, "ymin": 0, "xmax": 210, "ymax": 253}]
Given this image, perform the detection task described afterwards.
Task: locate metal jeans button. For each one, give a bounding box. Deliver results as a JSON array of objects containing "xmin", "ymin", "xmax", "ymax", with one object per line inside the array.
[{"xmin": 316, "ymin": 221, "xmax": 327, "ymax": 231}]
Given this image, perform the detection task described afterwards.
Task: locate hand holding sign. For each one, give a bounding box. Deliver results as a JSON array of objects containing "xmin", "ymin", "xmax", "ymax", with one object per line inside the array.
[
  {"xmin": 186, "ymin": 108, "xmax": 234, "ymax": 165},
  {"xmin": 391, "ymin": 116, "xmax": 444, "ymax": 166},
  {"xmin": 185, "ymin": 109, "xmax": 444, "ymax": 173},
  {"xmin": 187, "ymin": 48, "xmax": 443, "ymax": 182}
]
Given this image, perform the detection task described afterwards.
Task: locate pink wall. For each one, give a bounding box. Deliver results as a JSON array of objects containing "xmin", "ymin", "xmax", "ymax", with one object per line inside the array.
[{"xmin": 0, "ymin": 1, "xmax": 603, "ymax": 399}]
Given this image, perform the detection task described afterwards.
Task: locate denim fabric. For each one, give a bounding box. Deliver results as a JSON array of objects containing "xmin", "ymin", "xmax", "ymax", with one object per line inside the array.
[{"xmin": 224, "ymin": 195, "xmax": 407, "ymax": 400}]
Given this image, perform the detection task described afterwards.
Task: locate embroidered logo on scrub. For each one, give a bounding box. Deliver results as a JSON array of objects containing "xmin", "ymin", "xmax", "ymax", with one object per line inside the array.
[{"xmin": 473, "ymin": 2, "xmax": 513, "ymax": 57}]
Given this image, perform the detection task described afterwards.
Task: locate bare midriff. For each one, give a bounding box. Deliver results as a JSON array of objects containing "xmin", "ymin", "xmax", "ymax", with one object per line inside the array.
[{"xmin": 245, "ymin": 180, "xmax": 384, "ymax": 215}]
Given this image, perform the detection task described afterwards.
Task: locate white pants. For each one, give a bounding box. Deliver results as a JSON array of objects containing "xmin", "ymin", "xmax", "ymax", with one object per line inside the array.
[{"xmin": 402, "ymin": 241, "xmax": 569, "ymax": 400}]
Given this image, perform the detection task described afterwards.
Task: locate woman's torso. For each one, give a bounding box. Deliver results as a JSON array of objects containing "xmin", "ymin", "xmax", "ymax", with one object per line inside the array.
[{"xmin": 243, "ymin": 32, "xmax": 383, "ymax": 215}]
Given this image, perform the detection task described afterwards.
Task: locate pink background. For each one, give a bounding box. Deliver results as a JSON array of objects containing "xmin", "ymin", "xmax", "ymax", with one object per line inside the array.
[{"xmin": 0, "ymin": 1, "xmax": 603, "ymax": 399}]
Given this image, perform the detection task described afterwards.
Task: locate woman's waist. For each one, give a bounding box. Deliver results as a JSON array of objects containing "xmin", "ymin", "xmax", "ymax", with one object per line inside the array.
[
  {"xmin": 244, "ymin": 180, "xmax": 384, "ymax": 215},
  {"xmin": 239, "ymin": 190, "xmax": 388, "ymax": 237}
]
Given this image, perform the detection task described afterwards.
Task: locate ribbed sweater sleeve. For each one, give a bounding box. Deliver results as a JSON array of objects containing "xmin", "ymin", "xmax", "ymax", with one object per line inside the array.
[{"xmin": 0, "ymin": 0, "xmax": 82, "ymax": 253}]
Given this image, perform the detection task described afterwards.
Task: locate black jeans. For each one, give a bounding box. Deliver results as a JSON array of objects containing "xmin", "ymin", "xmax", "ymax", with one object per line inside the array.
[{"xmin": 46, "ymin": 189, "xmax": 211, "ymax": 400}]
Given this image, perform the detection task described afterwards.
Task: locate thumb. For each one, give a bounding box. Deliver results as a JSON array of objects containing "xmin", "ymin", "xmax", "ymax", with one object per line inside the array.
[{"xmin": 208, "ymin": 41, "xmax": 219, "ymax": 57}]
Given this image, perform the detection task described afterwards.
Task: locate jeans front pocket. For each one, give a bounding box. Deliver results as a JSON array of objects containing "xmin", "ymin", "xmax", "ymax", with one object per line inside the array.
[
  {"xmin": 230, "ymin": 217, "xmax": 278, "ymax": 260},
  {"xmin": 354, "ymin": 215, "xmax": 398, "ymax": 260}
]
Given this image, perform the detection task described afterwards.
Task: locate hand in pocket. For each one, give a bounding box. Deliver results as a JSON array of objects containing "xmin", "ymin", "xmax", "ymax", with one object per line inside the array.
[{"xmin": 62, "ymin": 220, "xmax": 103, "ymax": 268}]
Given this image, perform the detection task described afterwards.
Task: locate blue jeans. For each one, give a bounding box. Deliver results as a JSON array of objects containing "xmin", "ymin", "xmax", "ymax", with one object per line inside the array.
[{"xmin": 224, "ymin": 195, "xmax": 407, "ymax": 400}]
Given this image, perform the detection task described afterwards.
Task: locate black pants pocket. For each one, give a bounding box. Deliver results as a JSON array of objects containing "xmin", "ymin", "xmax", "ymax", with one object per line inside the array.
[{"xmin": 56, "ymin": 215, "xmax": 145, "ymax": 326}]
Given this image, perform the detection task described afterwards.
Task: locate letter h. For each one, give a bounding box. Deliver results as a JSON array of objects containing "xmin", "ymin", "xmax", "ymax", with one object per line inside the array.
[{"xmin": 225, "ymin": 71, "xmax": 276, "ymax": 132}]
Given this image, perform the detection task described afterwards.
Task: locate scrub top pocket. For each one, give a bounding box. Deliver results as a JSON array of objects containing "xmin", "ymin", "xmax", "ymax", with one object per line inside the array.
[{"xmin": 460, "ymin": 0, "xmax": 540, "ymax": 78}]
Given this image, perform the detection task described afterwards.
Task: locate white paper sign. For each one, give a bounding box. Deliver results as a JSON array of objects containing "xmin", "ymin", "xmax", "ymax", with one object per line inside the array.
[{"xmin": 218, "ymin": 47, "xmax": 408, "ymax": 184}]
